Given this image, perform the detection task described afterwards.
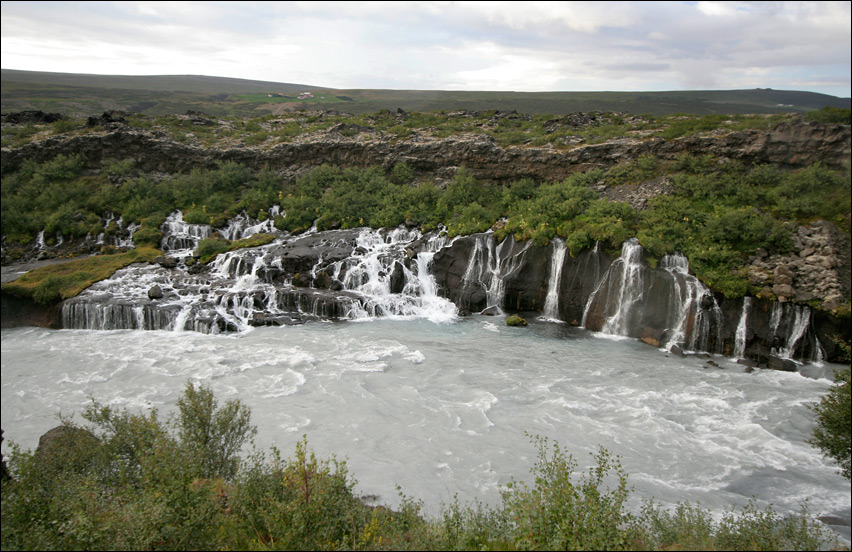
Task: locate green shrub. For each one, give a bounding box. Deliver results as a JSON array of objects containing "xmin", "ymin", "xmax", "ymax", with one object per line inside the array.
[
  {"xmin": 808, "ymin": 368, "xmax": 851, "ymax": 480},
  {"xmin": 501, "ymin": 435, "xmax": 633, "ymax": 550},
  {"xmin": 131, "ymin": 225, "xmax": 161, "ymax": 247},
  {"xmin": 195, "ymin": 237, "xmax": 232, "ymax": 264},
  {"xmin": 804, "ymin": 106, "xmax": 852, "ymax": 124},
  {"xmin": 176, "ymin": 382, "xmax": 256, "ymax": 480}
]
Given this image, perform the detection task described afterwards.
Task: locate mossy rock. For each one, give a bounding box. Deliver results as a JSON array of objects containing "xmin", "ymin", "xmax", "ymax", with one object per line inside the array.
[{"xmin": 506, "ymin": 314, "xmax": 528, "ymax": 327}]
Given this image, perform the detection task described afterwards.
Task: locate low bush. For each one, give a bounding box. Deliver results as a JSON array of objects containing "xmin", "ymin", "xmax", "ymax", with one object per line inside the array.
[
  {"xmin": 808, "ymin": 367, "xmax": 851, "ymax": 480},
  {"xmin": 1, "ymin": 386, "xmax": 839, "ymax": 551}
]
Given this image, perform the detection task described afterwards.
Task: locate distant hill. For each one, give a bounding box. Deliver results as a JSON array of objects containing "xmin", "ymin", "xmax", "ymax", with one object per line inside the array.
[{"xmin": 2, "ymin": 69, "xmax": 850, "ymax": 118}]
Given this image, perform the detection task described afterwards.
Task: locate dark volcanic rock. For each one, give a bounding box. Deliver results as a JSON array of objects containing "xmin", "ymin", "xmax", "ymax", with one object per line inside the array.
[
  {"xmin": 2, "ymin": 110, "xmax": 64, "ymax": 124},
  {"xmin": 2, "ymin": 121, "xmax": 848, "ymax": 186}
]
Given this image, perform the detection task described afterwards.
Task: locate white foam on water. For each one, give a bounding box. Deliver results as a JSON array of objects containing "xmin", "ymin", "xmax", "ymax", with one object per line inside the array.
[{"xmin": 3, "ymin": 319, "xmax": 849, "ymax": 527}]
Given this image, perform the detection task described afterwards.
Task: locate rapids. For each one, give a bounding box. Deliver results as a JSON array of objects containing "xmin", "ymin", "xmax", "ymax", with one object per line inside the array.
[{"xmin": 2, "ymin": 318, "xmax": 849, "ymax": 532}]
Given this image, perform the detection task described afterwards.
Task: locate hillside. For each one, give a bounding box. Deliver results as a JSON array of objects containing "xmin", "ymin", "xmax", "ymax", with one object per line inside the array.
[{"xmin": 3, "ymin": 69, "xmax": 850, "ymax": 118}]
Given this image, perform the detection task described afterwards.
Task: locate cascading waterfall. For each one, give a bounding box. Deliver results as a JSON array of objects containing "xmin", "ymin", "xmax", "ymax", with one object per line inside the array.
[
  {"xmin": 458, "ymin": 233, "xmax": 531, "ymax": 313},
  {"xmin": 220, "ymin": 206, "xmax": 281, "ymax": 241},
  {"xmin": 540, "ymin": 238, "xmax": 567, "ymax": 321},
  {"xmin": 659, "ymin": 252, "xmax": 723, "ymax": 353},
  {"xmin": 63, "ymin": 223, "xmax": 458, "ymax": 333},
  {"xmin": 54, "ymin": 217, "xmax": 830, "ymax": 366},
  {"xmin": 582, "ymin": 238, "xmax": 644, "ymax": 335},
  {"xmin": 330, "ymin": 227, "xmax": 457, "ymax": 322},
  {"xmin": 771, "ymin": 303, "xmax": 824, "ymax": 363},
  {"xmin": 733, "ymin": 297, "xmax": 752, "ymax": 359},
  {"xmin": 160, "ymin": 210, "xmax": 214, "ymax": 252}
]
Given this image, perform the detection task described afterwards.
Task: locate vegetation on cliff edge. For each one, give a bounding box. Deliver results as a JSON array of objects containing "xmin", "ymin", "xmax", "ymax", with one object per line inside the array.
[{"xmin": 1, "ymin": 110, "xmax": 850, "ymax": 304}]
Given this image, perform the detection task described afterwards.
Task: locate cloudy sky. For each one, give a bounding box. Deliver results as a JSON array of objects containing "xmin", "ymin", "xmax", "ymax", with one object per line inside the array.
[{"xmin": 2, "ymin": 1, "xmax": 850, "ymax": 97}]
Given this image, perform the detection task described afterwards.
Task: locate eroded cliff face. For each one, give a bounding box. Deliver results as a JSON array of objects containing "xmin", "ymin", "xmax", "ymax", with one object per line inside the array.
[
  {"xmin": 431, "ymin": 232, "xmax": 849, "ymax": 365},
  {"xmin": 2, "ymin": 120, "xmax": 849, "ymax": 184}
]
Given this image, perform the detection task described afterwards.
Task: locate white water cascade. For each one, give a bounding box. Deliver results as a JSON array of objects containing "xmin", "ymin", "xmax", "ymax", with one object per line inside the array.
[
  {"xmin": 773, "ymin": 304, "xmax": 823, "ymax": 362},
  {"xmin": 160, "ymin": 210, "xmax": 214, "ymax": 253},
  {"xmin": 733, "ymin": 297, "xmax": 752, "ymax": 359},
  {"xmin": 540, "ymin": 238, "xmax": 567, "ymax": 321},
  {"xmin": 329, "ymin": 227, "xmax": 457, "ymax": 323},
  {"xmin": 220, "ymin": 205, "xmax": 281, "ymax": 241},
  {"xmin": 62, "ymin": 224, "xmax": 459, "ymax": 333},
  {"xmin": 659, "ymin": 252, "xmax": 723, "ymax": 353},
  {"xmin": 582, "ymin": 238, "xmax": 645, "ymax": 335},
  {"xmin": 459, "ymin": 233, "xmax": 531, "ymax": 313}
]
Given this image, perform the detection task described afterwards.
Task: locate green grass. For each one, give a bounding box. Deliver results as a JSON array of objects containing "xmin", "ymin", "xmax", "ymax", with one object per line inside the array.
[
  {"xmin": 4, "ymin": 69, "xmax": 849, "ymax": 117},
  {"xmin": 1, "ymin": 246, "xmax": 161, "ymax": 305},
  {"xmin": 195, "ymin": 233, "xmax": 276, "ymax": 264}
]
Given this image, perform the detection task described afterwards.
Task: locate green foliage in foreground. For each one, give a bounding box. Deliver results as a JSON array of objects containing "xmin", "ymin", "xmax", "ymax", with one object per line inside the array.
[
  {"xmin": 1, "ymin": 385, "xmax": 839, "ymax": 551},
  {"xmin": 809, "ymin": 368, "xmax": 852, "ymax": 480}
]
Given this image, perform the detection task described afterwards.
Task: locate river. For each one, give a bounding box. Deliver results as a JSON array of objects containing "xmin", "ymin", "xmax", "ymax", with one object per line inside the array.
[{"xmin": 2, "ymin": 316, "xmax": 848, "ymax": 533}]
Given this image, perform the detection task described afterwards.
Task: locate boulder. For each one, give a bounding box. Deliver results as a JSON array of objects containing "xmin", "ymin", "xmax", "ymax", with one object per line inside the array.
[
  {"xmin": 153, "ymin": 256, "xmax": 178, "ymax": 269},
  {"xmin": 35, "ymin": 425, "xmax": 100, "ymax": 474},
  {"xmin": 148, "ymin": 285, "xmax": 164, "ymax": 300},
  {"xmin": 767, "ymin": 356, "xmax": 798, "ymax": 372}
]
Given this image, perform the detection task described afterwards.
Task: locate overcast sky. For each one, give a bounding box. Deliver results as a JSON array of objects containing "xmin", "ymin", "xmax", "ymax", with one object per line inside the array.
[{"xmin": 2, "ymin": 1, "xmax": 850, "ymax": 97}]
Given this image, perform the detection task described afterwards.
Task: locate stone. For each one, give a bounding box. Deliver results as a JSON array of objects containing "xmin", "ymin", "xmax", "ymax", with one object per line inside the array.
[
  {"xmin": 767, "ymin": 356, "xmax": 798, "ymax": 372},
  {"xmin": 774, "ymin": 265, "xmax": 795, "ymax": 279},
  {"xmin": 153, "ymin": 255, "xmax": 178, "ymax": 269},
  {"xmin": 35, "ymin": 425, "xmax": 100, "ymax": 474},
  {"xmin": 822, "ymin": 294, "xmax": 845, "ymax": 311},
  {"xmin": 772, "ymin": 283, "xmax": 795, "ymax": 298},
  {"xmin": 794, "ymin": 289, "xmax": 815, "ymax": 302},
  {"xmin": 640, "ymin": 336, "xmax": 660, "ymax": 347},
  {"xmin": 148, "ymin": 285, "xmax": 164, "ymax": 300},
  {"xmin": 669, "ymin": 344, "xmax": 685, "ymax": 357},
  {"xmin": 774, "ymin": 274, "xmax": 793, "ymax": 286}
]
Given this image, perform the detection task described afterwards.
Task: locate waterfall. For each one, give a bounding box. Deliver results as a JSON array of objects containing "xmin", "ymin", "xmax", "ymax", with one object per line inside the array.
[
  {"xmin": 582, "ymin": 238, "xmax": 644, "ymax": 335},
  {"xmin": 659, "ymin": 253, "xmax": 722, "ymax": 353},
  {"xmin": 771, "ymin": 304, "xmax": 823, "ymax": 363},
  {"xmin": 334, "ymin": 227, "xmax": 457, "ymax": 322},
  {"xmin": 220, "ymin": 206, "xmax": 281, "ymax": 241},
  {"xmin": 160, "ymin": 210, "xmax": 214, "ymax": 252},
  {"xmin": 540, "ymin": 238, "xmax": 567, "ymax": 321},
  {"xmin": 733, "ymin": 297, "xmax": 752, "ymax": 359},
  {"xmin": 601, "ymin": 239, "xmax": 644, "ymax": 335}
]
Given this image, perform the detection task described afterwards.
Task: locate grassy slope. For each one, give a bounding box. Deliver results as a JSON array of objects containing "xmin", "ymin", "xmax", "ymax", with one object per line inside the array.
[{"xmin": 3, "ymin": 69, "xmax": 850, "ymax": 117}]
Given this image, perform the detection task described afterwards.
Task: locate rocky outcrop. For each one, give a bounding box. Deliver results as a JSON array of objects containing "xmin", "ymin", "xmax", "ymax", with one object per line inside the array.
[
  {"xmin": 2, "ymin": 121, "xmax": 849, "ymax": 185},
  {"xmin": 746, "ymin": 220, "xmax": 851, "ymax": 312},
  {"xmin": 1, "ymin": 110, "xmax": 63, "ymax": 124}
]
